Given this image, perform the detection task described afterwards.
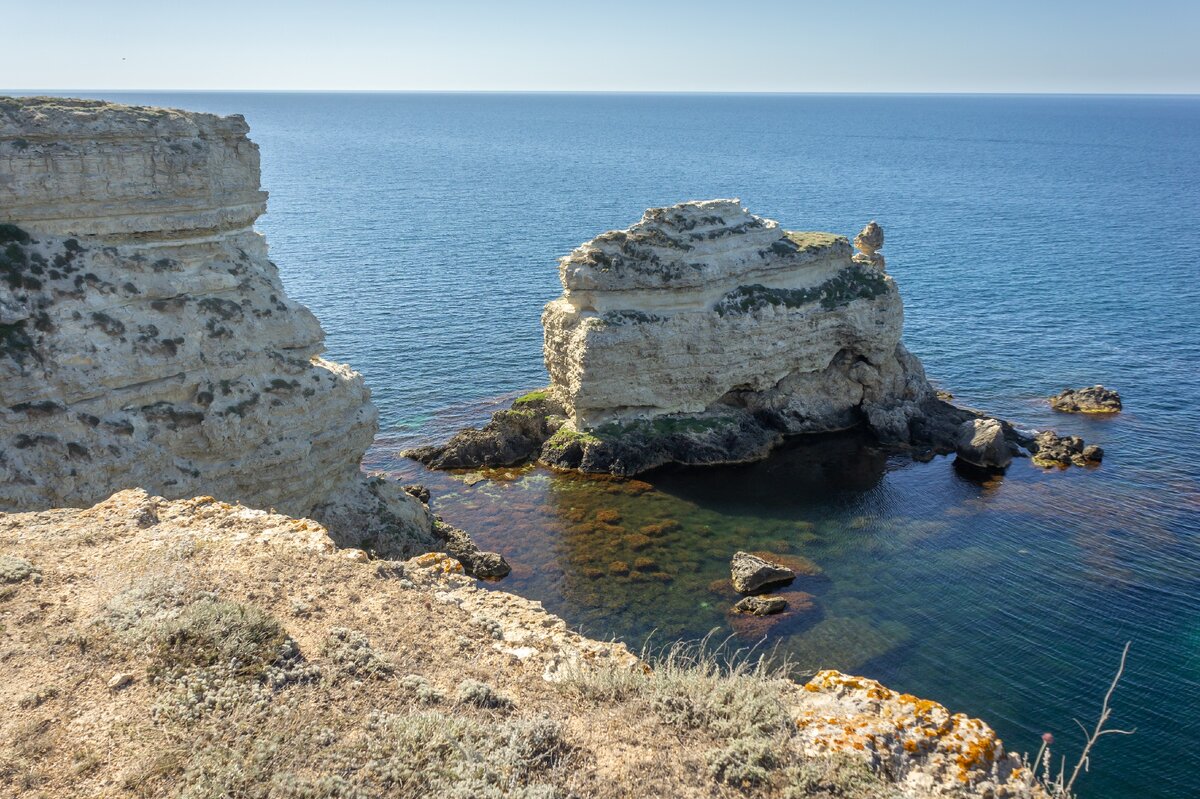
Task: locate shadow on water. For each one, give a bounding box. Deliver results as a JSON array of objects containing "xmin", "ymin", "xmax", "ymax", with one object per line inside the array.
[{"xmin": 646, "ymin": 429, "xmax": 891, "ymax": 515}]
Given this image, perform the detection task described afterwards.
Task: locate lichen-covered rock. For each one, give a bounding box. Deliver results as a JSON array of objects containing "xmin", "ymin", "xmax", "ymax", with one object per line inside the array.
[
  {"xmin": 0, "ymin": 97, "xmax": 444, "ymax": 559},
  {"xmin": 1050, "ymin": 385, "xmax": 1122, "ymax": 414},
  {"xmin": 792, "ymin": 671, "xmax": 1042, "ymax": 797},
  {"xmin": 730, "ymin": 551, "xmax": 796, "ymax": 594},
  {"xmin": 955, "ymin": 418, "xmax": 1013, "ymax": 470}
]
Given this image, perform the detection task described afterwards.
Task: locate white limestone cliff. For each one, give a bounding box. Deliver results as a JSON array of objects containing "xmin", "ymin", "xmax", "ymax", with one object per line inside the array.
[
  {"xmin": 542, "ymin": 200, "xmax": 936, "ymax": 442},
  {"xmin": 0, "ymin": 97, "xmax": 436, "ymax": 556}
]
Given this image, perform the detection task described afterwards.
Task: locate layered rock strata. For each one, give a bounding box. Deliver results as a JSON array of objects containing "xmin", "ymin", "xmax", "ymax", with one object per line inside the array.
[
  {"xmin": 411, "ymin": 200, "xmax": 1099, "ymax": 475},
  {"xmin": 0, "ymin": 97, "xmax": 490, "ymax": 563}
]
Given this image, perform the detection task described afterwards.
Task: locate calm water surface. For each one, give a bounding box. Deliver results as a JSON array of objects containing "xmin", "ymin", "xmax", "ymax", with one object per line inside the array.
[{"xmin": 24, "ymin": 91, "xmax": 1200, "ymax": 798}]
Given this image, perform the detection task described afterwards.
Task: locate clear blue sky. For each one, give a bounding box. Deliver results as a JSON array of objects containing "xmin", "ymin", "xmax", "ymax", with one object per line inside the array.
[{"xmin": 4, "ymin": 0, "xmax": 1197, "ymax": 93}]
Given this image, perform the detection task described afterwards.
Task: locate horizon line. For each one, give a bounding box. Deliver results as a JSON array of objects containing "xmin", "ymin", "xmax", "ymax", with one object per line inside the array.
[{"xmin": 4, "ymin": 88, "xmax": 1199, "ymax": 98}]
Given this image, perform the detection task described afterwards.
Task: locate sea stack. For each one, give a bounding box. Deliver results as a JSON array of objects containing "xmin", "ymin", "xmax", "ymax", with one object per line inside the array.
[
  {"xmin": 0, "ymin": 97, "xmax": 451, "ymax": 559},
  {"xmin": 542, "ymin": 200, "xmax": 931, "ymax": 435},
  {"xmin": 411, "ymin": 200, "xmax": 980, "ymax": 475}
]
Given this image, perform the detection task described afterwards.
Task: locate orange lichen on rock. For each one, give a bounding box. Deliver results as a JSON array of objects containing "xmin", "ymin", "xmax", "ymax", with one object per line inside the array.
[{"xmin": 790, "ymin": 670, "xmax": 1043, "ymax": 797}]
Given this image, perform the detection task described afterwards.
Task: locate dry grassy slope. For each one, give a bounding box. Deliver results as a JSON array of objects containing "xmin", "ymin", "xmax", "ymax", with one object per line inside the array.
[{"xmin": 0, "ymin": 490, "xmax": 1044, "ymax": 799}]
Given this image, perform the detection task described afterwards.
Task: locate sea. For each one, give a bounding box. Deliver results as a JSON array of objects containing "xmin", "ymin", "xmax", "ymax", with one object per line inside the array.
[{"xmin": 14, "ymin": 91, "xmax": 1200, "ymax": 798}]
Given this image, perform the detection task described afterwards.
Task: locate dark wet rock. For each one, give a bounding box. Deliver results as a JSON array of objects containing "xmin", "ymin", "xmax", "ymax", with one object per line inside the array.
[
  {"xmin": 402, "ymin": 394, "xmax": 566, "ymax": 469},
  {"xmin": 539, "ymin": 411, "xmax": 784, "ymax": 477},
  {"xmin": 730, "ymin": 551, "xmax": 795, "ymax": 594},
  {"xmin": 401, "ymin": 484, "xmax": 430, "ymax": 504},
  {"xmin": 1031, "ymin": 431, "xmax": 1103, "ymax": 468},
  {"xmin": 1050, "ymin": 385, "xmax": 1122, "ymax": 414},
  {"xmin": 732, "ymin": 595, "xmax": 787, "ymax": 616},
  {"xmin": 954, "ymin": 418, "xmax": 1013, "ymax": 470},
  {"xmin": 435, "ymin": 521, "xmax": 511, "ymax": 580}
]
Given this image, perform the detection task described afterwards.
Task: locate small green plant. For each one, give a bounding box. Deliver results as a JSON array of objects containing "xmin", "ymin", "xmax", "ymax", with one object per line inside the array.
[
  {"xmin": 514, "ymin": 389, "xmax": 550, "ymax": 406},
  {"xmin": 401, "ymin": 674, "xmax": 445, "ymax": 704}
]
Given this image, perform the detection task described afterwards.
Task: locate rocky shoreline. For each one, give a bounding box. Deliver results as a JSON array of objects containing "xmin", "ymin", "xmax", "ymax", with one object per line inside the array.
[{"xmin": 0, "ymin": 96, "xmax": 1076, "ymax": 797}]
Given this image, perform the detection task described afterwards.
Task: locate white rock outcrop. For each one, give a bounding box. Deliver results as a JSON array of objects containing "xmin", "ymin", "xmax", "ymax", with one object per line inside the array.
[
  {"xmin": 409, "ymin": 199, "xmax": 986, "ymax": 476},
  {"xmin": 0, "ymin": 97, "xmax": 435, "ymax": 556},
  {"xmin": 543, "ymin": 200, "xmax": 937, "ymax": 440}
]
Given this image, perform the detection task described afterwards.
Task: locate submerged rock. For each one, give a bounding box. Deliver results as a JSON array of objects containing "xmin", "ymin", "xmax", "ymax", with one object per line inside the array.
[
  {"xmin": 732, "ymin": 595, "xmax": 787, "ymax": 616},
  {"xmin": 955, "ymin": 418, "xmax": 1014, "ymax": 470},
  {"xmin": 1050, "ymin": 385, "xmax": 1122, "ymax": 414},
  {"xmin": 730, "ymin": 551, "xmax": 796, "ymax": 594}
]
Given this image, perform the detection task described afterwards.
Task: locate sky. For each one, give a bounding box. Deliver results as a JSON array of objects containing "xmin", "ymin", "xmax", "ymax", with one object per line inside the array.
[{"xmin": 4, "ymin": 0, "xmax": 1198, "ymax": 94}]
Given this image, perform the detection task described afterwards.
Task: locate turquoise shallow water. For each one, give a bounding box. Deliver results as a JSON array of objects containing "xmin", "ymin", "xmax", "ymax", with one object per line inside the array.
[{"xmin": 17, "ymin": 91, "xmax": 1200, "ymax": 798}]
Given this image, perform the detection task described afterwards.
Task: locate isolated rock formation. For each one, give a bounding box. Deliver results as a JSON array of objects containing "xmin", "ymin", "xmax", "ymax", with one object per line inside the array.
[
  {"xmin": 852, "ymin": 220, "xmax": 885, "ymax": 269},
  {"xmin": 543, "ymin": 200, "xmax": 929, "ymax": 433},
  {"xmin": 411, "ymin": 200, "xmax": 991, "ymax": 475},
  {"xmin": 1050, "ymin": 385, "xmax": 1122, "ymax": 414},
  {"xmin": 0, "ymin": 96, "xmax": 476, "ymax": 560}
]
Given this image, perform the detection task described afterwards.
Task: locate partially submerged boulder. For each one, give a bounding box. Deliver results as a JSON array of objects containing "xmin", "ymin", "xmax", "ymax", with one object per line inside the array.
[
  {"xmin": 730, "ymin": 551, "xmax": 796, "ymax": 594},
  {"xmin": 955, "ymin": 418, "xmax": 1014, "ymax": 471},
  {"xmin": 1032, "ymin": 432, "xmax": 1104, "ymax": 468},
  {"xmin": 405, "ymin": 394, "xmax": 565, "ymax": 469},
  {"xmin": 1050, "ymin": 385, "xmax": 1122, "ymax": 414}
]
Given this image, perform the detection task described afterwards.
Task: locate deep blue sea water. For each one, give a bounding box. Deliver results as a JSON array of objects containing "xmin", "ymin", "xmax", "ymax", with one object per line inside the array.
[{"xmin": 17, "ymin": 91, "xmax": 1200, "ymax": 798}]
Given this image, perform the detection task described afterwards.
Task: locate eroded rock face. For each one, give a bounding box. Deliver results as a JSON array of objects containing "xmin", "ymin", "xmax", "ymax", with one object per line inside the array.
[
  {"xmin": 543, "ymin": 200, "xmax": 929, "ymax": 432},
  {"xmin": 0, "ymin": 97, "xmax": 438, "ymax": 558},
  {"xmin": 1050, "ymin": 385, "xmax": 1122, "ymax": 414}
]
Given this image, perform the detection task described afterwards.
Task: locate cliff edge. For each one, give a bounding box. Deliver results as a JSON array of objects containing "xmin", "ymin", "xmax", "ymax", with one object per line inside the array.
[
  {"xmin": 0, "ymin": 97, "xmax": 438, "ymax": 558},
  {"xmin": 0, "ymin": 490, "xmax": 1045, "ymax": 798}
]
